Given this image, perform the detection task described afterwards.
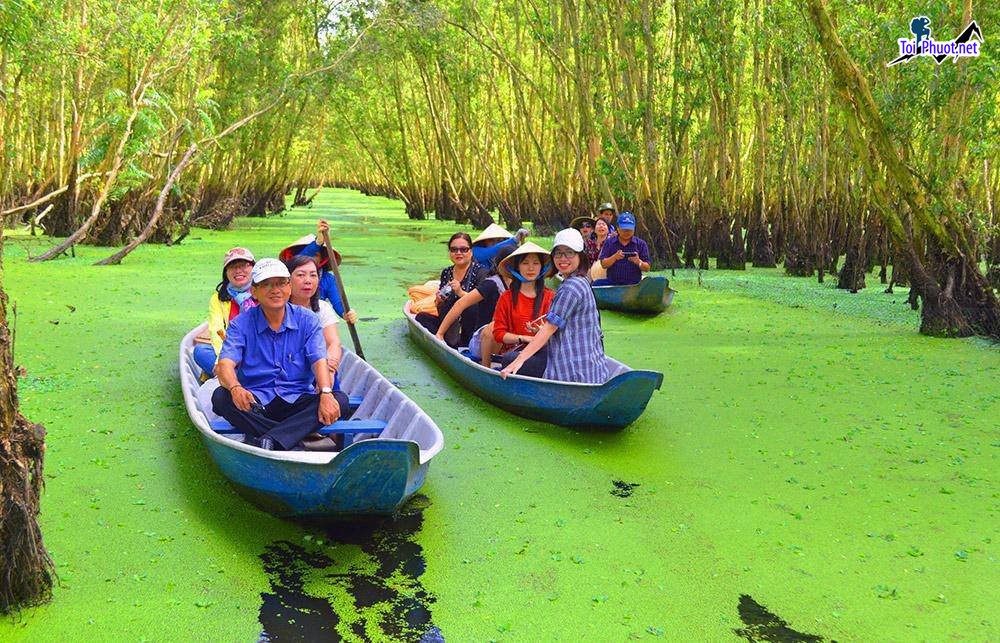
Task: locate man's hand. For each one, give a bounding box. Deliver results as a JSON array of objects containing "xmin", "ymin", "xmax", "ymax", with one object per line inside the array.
[
  {"xmin": 230, "ymin": 385, "xmax": 255, "ymax": 412},
  {"xmin": 629, "ymin": 254, "xmax": 642, "ymax": 266},
  {"xmin": 316, "ymin": 219, "xmax": 330, "ymax": 239},
  {"xmin": 318, "ymin": 393, "xmax": 341, "ymax": 425},
  {"xmin": 327, "ymin": 353, "xmax": 341, "ymax": 373},
  {"xmin": 343, "ymin": 309, "xmax": 359, "ymax": 324},
  {"xmin": 610, "ymin": 249, "xmax": 625, "ymax": 264}
]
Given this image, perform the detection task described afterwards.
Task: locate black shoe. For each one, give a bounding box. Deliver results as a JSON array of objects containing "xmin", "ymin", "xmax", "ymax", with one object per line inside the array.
[{"xmin": 242, "ymin": 435, "xmax": 275, "ymax": 450}]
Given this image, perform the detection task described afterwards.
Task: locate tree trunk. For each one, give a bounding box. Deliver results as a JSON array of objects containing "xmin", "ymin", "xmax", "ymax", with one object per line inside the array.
[
  {"xmin": 0, "ymin": 235, "xmax": 54, "ymax": 614},
  {"xmin": 837, "ymin": 213, "xmax": 868, "ymax": 291},
  {"xmin": 805, "ymin": 0, "xmax": 1000, "ymax": 338}
]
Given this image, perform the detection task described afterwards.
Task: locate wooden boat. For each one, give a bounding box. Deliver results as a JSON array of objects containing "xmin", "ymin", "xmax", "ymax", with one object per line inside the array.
[
  {"xmin": 404, "ymin": 302, "xmax": 663, "ymax": 431},
  {"xmin": 592, "ymin": 276, "xmax": 676, "ymax": 314},
  {"xmin": 180, "ymin": 324, "xmax": 444, "ymax": 518}
]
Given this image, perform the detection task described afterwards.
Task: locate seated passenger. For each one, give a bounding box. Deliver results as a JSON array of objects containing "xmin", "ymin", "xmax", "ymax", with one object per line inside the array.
[
  {"xmin": 589, "ymin": 218, "xmax": 611, "ymax": 281},
  {"xmin": 493, "ymin": 242, "xmax": 557, "ymax": 377},
  {"xmin": 570, "ymin": 216, "xmax": 599, "ymax": 263},
  {"xmin": 193, "ymin": 247, "xmax": 258, "ymax": 377},
  {"xmin": 211, "ymin": 259, "xmax": 344, "ymax": 451},
  {"xmin": 415, "ymin": 232, "xmax": 489, "ymax": 348},
  {"xmin": 436, "ymin": 244, "xmax": 517, "ymax": 366},
  {"xmin": 595, "ymin": 211, "xmax": 651, "ymax": 286},
  {"xmin": 279, "ymin": 219, "xmax": 359, "ymax": 324},
  {"xmin": 471, "ymin": 223, "xmax": 530, "ymax": 267},
  {"xmin": 596, "ymin": 202, "xmax": 618, "ymax": 235},
  {"xmin": 286, "ymin": 255, "xmax": 353, "ymax": 450},
  {"xmin": 500, "ymin": 229, "xmax": 609, "ymax": 384},
  {"xmin": 286, "ymin": 255, "xmax": 347, "ymax": 385}
]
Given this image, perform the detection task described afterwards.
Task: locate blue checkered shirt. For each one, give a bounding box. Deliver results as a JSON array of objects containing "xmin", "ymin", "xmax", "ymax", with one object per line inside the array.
[{"xmin": 543, "ymin": 276, "xmax": 609, "ymax": 384}]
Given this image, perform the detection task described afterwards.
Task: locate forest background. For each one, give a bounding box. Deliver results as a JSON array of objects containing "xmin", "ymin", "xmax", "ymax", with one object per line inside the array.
[
  {"xmin": 0, "ymin": 0, "xmax": 998, "ymax": 332},
  {"xmin": 0, "ymin": 0, "xmax": 998, "ymax": 624}
]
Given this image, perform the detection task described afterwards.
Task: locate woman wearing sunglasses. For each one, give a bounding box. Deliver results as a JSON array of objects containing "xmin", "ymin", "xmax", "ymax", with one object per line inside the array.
[{"xmin": 415, "ymin": 232, "xmax": 489, "ymax": 347}]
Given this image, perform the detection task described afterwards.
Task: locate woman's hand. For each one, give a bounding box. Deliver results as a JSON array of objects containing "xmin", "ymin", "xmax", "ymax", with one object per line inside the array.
[
  {"xmin": 434, "ymin": 331, "xmax": 446, "ymax": 342},
  {"xmin": 327, "ymin": 353, "xmax": 340, "ymax": 373},
  {"xmin": 343, "ymin": 309, "xmax": 359, "ymax": 324},
  {"xmin": 500, "ymin": 359, "xmax": 523, "ymax": 379},
  {"xmin": 448, "ymin": 278, "xmax": 463, "ymax": 296}
]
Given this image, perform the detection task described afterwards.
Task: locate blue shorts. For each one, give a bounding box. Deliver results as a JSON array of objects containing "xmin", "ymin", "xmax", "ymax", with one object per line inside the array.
[{"xmin": 467, "ymin": 323, "xmax": 489, "ymax": 358}]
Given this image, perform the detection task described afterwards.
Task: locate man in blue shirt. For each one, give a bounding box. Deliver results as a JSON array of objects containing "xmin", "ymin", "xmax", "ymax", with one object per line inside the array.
[
  {"xmin": 595, "ymin": 211, "xmax": 651, "ymax": 286},
  {"xmin": 212, "ymin": 258, "xmax": 344, "ymax": 451}
]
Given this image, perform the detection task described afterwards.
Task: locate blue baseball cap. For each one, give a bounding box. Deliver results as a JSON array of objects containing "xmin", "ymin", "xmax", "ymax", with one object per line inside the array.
[{"xmin": 617, "ymin": 211, "xmax": 637, "ymax": 230}]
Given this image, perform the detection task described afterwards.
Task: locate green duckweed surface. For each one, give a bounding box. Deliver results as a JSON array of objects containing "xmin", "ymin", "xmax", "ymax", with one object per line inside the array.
[{"xmin": 1, "ymin": 189, "xmax": 997, "ymax": 641}]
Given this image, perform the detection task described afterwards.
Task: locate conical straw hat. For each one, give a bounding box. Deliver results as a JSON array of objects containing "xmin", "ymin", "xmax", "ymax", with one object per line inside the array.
[
  {"xmin": 472, "ymin": 223, "xmax": 513, "ymax": 246},
  {"xmin": 498, "ymin": 241, "xmax": 556, "ymax": 281}
]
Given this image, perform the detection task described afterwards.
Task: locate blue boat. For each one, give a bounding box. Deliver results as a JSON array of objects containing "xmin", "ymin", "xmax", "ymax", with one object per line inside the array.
[
  {"xmin": 405, "ymin": 303, "xmax": 663, "ymax": 431},
  {"xmin": 592, "ymin": 276, "xmax": 676, "ymax": 314},
  {"xmin": 180, "ymin": 324, "xmax": 444, "ymax": 518}
]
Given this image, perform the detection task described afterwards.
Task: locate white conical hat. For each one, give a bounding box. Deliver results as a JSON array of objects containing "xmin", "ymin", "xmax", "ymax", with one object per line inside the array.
[
  {"xmin": 472, "ymin": 223, "xmax": 513, "ymax": 246},
  {"xmin": 498, "ymin": 241, "xmax": 556, "ymax": 280}
]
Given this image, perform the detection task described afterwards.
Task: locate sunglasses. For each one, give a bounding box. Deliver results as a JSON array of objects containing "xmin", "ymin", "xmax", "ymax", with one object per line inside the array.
[{"xmin": 449, "ymin": 246, "xmax": 472, "ymax": 253}]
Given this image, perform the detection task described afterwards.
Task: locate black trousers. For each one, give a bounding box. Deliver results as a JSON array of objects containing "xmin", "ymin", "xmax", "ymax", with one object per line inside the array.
[
  {"xmin": 212, "ymin": 388, "xmax": 351, "ymax": 450},
  {"xmin": 416, "ymin": 298, "xmax": 481, "ymax": 348},
  {"xmin": 498, "ymin": 346, "xmax": 548, "ymax": 378}
]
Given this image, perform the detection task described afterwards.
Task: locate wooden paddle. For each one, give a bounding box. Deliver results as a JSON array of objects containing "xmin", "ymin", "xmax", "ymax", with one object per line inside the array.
[{"xmin": 320, "ymin": 230, "xmax": 366, "ymax": 361}]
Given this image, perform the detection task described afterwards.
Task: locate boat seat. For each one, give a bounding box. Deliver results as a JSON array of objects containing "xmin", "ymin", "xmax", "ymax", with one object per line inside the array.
[
  {"xmin": 207, "ymin": 395, "xmax": 363, "ymax": 434},
  {"xmin": 210, "ymin": 420, "xmax": 243, "ymax": 435},
  {"xmin": 316, "ymin": 419, "xmax": 387, "ymax": 436},
  {"xmin": 209, "ymin": 411, "xmax": 379, "ymax": 437}
]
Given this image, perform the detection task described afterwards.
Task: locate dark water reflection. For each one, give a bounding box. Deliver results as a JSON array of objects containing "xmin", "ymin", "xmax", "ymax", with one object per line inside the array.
[
  {"xmin": 734, "ymin": 594, "xmax": 825, "ymax": 642},
  {"xmin": 258, "ymin": 495, "xmax": 442, "ymax": 641}
]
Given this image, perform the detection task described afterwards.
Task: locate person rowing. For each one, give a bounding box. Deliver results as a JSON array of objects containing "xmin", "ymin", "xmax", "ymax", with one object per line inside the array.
[{"xmin": 279, "ymin": 219, "xmax": 359, "ymax": 324}]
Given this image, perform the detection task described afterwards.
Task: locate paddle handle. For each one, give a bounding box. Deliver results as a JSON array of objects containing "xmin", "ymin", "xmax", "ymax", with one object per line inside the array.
[{"xmin": 321, "ymin": 230, "xmax": 365, "ymax": 361}]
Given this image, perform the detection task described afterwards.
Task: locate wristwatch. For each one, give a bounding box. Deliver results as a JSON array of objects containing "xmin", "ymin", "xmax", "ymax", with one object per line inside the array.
[{"xmin": 319, "ymin": 386, "xmax": 333, "ymax": 395}]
